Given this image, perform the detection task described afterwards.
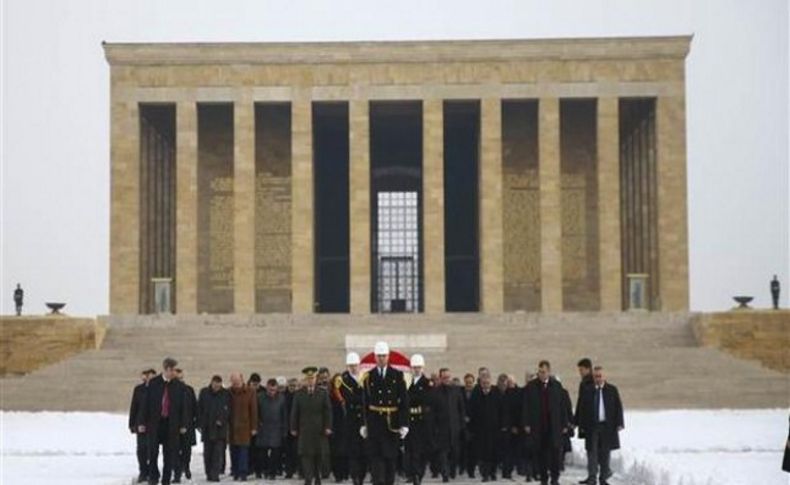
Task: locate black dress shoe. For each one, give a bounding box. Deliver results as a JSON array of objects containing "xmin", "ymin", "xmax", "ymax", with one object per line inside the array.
[
  {"xmin": 137, "ymin": 474, "xmax": 147, "ymax": 483},
  {"xmin": 579, "ymin": 479, "xmax": 594, "ymax": 484}
]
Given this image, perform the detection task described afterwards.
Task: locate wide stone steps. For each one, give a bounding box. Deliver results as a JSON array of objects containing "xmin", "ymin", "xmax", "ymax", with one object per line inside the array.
[{"xmin": 2, "ymin": 312, "xmax": 787, "ymax": 412}]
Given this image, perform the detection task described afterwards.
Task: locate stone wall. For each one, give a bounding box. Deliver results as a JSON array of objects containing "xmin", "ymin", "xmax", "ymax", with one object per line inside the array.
[
  {"xmin": 0, "ymin": 316, "xmax": 105, "ymax": 376},
  {"xmin": 691, "ymin": 310, "xmax": 790, "ymax": 372}
]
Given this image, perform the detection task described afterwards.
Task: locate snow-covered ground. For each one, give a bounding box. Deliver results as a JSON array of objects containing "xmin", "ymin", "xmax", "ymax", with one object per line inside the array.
[{"xmin": 1, "ymin": 409, "xmax": 788, "ymax": 485}]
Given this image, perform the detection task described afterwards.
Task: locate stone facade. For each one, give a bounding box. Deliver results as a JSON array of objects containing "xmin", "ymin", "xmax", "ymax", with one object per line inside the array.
[
  {"xmin": 104, "ymin": 37, "xmax": 691, "ymax": 315},
  {"xmin": 0, "ymin": 316, "xmax": 106, "ymax": 375},
  {"xmin": 692, "ymin": 311, "xmax": 790, "ymax": 372}
]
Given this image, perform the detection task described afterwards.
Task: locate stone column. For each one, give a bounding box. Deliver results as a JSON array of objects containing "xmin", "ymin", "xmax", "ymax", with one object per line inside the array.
[
  {"xmin": 423, "ymin": 99, "xmax": 445, "ymax": 313},
  {"xmin": 233, "ymin": 96, "xmax": 256, "ymax": 313},
  {"xmin": 597, "ymin": 97, "xmax": 622, "ymax": 311},
  {"xmin": 291, "ymin": 98, "xmax": 314, "ymax": 313},
  {"xmin": 175, "ymin": 101, "xmax": 198, "ymax": 313},
  {"xmin": 349, "ymin": 100, "xmax": 371, "ymax": 314},
  {"xmin": 110, "ymin": 100, "xmax": 140, "ymax": 314},
  {"xmin": 479, "ymin": 98, "xmax": 504, "ymax": 313},
  {"xmin": 656, "ymin": 95, "xmax": 689, "ymax": 311},
  {"xmin": 539, "ymin": 97, "xmax": 563, "ymax": 312}
]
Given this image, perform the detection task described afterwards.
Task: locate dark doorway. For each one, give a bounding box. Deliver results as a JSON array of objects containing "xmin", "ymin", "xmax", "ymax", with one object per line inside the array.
[
  {"xmin": 443, "ymin": 101, "xmax": 480, "ymax": 312},
  {"xmin": 139, "ymin": 104, "xmax": 176, "ymax": 314},
  {"xmin": 313, "ymin": 102, "xmax": 350, "ymax": 313},
  {"xmin": 370, "ymin": 101, "xmax": 423, "ymax": 313}
]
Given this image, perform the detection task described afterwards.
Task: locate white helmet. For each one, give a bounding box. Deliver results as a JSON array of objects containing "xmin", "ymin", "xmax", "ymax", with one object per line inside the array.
[
  {"xmin": 374, "ymin": 341, "xmax": 390, "ymax": 355},
  {"xmin": 346, "ymin": 352, "xmax": 361, "ymax": 365},
  {"xmin": 410, "ymin": 354, "xmax": 425, "ymax": 367}
]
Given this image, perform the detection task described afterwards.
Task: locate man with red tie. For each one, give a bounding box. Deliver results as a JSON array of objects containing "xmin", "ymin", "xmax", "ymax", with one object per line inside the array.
[{"xmin": 140, "ymin": 357, "xmax": 189, "ymax": 485}]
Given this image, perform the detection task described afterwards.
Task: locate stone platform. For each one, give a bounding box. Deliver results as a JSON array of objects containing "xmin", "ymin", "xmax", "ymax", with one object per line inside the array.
[{"xmin": 1, "ymin": 312, "xmax": 788, "ymax": 412}]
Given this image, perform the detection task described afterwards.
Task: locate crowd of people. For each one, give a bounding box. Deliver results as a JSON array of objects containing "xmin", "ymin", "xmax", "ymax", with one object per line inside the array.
[{"xmin": 128, "ymin": 343, "xmax": 625, "ymax": 485}]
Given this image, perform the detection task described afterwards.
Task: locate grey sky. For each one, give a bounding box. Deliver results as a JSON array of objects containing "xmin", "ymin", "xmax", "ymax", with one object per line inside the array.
[{"xmin": 1, "ymin": 0, "xmax": 788, "ymax": 316}]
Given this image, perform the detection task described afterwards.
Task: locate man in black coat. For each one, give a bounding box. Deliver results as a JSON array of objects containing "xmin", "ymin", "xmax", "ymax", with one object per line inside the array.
[
  {"xmin": 575, "ymin": 366, "xmax": 624, "ymax": 485},
  {"xmin": 198, "ymin": 375, "xmax": 231, "ymax": 483},
  {"xmin": 360, "ymin": 342, "xmax": 409, "ymax": 485},
  {"xmin": 283, "ymin": 377, "xmax": 300, "ymax": 478},
  {"xmin": 467, "ymin": 371, "xmax": 506, "ymax": 482},
  {"xmin": 522, "ymin": 361, "xmax": 569, "ymax": 485},
  {"xmin": 173, "ymin": 368, "xmax": 197, "ymax": 483},
  {"xmin": 502, "ymin": 378, "xmax": 524, "ymax": 479},
  {"xmin": 574, "ymin": 358, "xmax": 594, "ymax": 440},
  {"xmin": 338, "ymin": 353, "xmax": 367, "ymax": 485},
  {"xmin": 129, "ymin": 369, "xmax": 155, "ymax": 483},
  {"xmin": 459, "ymin": 373, "xmax": 476, "ymax": 478},
  {"xmin": 140, "ymin": 357, "xmax": 189, "ymax": 485},
  {"xmin": 433, "ymin": 367, "xmax": 466, "ymax": 482}
]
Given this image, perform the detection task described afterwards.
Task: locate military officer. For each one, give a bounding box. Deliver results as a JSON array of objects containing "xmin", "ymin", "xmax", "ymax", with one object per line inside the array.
[
  {"xmin": 405, "ymin": 354, "xmax": 436, "ymax": 485},
  {"xmin": 360, "ymin": 342, "xmax": 409, "ymax": 485},
  {"xmin": 291, "ymin": 366, "xmax": 333, "ymax": 485},
  {"xmin": 337, "ymin": 352, "xmax": 367, "ymax": 485}
]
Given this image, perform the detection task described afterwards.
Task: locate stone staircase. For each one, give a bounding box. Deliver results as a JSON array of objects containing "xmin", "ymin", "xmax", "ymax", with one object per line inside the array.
[{"xmin": 1, "ymin": 312, "xmax": 787, "ymax": 412}]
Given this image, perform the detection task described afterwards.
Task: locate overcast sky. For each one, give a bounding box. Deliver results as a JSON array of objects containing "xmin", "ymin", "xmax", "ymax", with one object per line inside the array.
[{"xmin": 1, "ymin": 0, "xmax": 788, "ymax": 316}]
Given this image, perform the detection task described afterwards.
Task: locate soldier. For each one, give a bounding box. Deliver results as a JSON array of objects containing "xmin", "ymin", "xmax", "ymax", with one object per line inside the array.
[
  {"xmin": 13, "ymin": 283, "xmax": 23, "ymax": 316},
  {"xmin": 771, "ymin": 275, "xmax": 781, "ymax": 310},
  {"xmin": 360, "ymin": 341, "xmax": 409, "ymax": 485},
  {"xmin": 291, "ymin": 366, "xmax": 333, "ymax": 485},
  {"xmin": 338, "ymin": 352, "xmax": 367, "ymax": 485},
  {"xmin": 405, "ymin": 354, "xmax": 435, "ymax": 485}
]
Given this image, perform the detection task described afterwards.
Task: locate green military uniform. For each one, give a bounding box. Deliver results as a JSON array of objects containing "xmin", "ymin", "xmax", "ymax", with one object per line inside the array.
[{"xmin": 291, "ymin": 368, "xmax": 332, "ymax": 485}]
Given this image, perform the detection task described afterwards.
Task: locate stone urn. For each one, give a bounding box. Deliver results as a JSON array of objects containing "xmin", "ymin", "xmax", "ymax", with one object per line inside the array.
[
  {"xmin": 732, "ymin": 296, "xmax": 753, "ymax": 309},
  {"xmin": 45, "ymin": 302, "xmax": 66, "ymax": 315}
]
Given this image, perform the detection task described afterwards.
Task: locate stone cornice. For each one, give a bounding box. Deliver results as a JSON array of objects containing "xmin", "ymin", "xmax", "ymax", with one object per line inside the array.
[{"xmin": 103, "ymin": 36, "xmax": 692, "ymax": 66}]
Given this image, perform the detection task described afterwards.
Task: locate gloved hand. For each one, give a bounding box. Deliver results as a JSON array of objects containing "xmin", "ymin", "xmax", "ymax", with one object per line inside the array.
[
  {"xmin": 359, "ymin": 426, "xmax": 368, "ymax": 438},
  {"xmin": 399, "ymin": 426, "xmax": 409, "ymax": 439}
]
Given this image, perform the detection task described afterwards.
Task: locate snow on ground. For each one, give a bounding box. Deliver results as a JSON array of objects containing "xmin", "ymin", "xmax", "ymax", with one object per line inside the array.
[{"xmin": 1, "ymin": 409, "xmax": 788, "ymax": 485}]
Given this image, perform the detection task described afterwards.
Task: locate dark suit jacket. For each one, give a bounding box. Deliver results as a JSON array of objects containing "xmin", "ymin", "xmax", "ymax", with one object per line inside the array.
[
  {"xmin": 141, "ymin": 374, "xmax": 189, "ymax": 445},
  {"xmin": 128, "ymin": 382, "xmax": 147, "ymax": 431},
  {"xmin": 434, "ymin": 384, "xmax": 466, "ymax": 450},
  {"xmin": 522, "ymin": 377, "xmax": 569, "ymax": 450},
  {"xmin": 575, "ymin": 382, "xmax": 624, "ymax": 451}
]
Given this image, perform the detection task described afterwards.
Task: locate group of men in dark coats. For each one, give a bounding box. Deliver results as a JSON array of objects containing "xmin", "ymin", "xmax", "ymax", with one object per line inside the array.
[{"xmin": 130, "ymin": 348, "xmax": 625, "ymax": 485}]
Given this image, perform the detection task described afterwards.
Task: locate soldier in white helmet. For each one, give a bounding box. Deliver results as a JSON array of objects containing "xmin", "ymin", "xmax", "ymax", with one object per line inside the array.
[
  {"xmin": 360, "ymin": 341, "xmax": 409, "ymax": 485},
  {"xmin": 404, "ymin": 354, "xmax": 436, "ymax": 485},
  {"xmin": 336, "ymin": 352, "xmax": 367, "ymax": 485}
]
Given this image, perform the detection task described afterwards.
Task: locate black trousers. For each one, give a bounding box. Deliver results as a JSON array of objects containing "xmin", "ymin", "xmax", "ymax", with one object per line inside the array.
[
  {"xmin": 204, "ymin": 439, "xmax": 226, "ymax": 481},
  {"xmin": 437, "ymin": 442, "xmax": 459, "ymax": 479},
  {"xmin": 369, "ymin": 455, "xmax": 396, "ymax": 485},
  {"xmin": 283, "ymin": 435, "xmax": 298, "ymax": 477},
  {"xmin": 534, "ymin": 432, "xmax": 560, "ymax": 483},
  {"xmin": 135, "ymin": 432, "xmax": 149, "ymax": 476},
  {"xmin": 261, "ymin": 446, "xmax": 282, "ymax": 477},
  {"xmin": 348, "ymin": 453, "xmax": 367, "ymax": 484},
  {"xmin": 460, "ymin": 435, "xmax": 475, "ymax": 477},
  {"xmin": 174, "ymin": 435, "xmax": 192, "ymax": 479},
  {"xmin": 148, "ymin": 419, "xmax": 176, "ymax": 484},
  {"xmin": 404, "ymin": 441, "xmax": 426, "ymax": 481}
]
